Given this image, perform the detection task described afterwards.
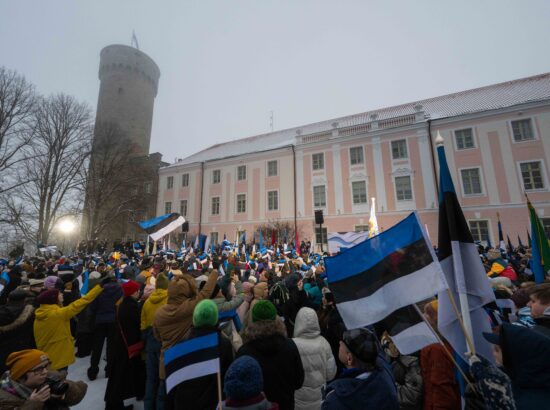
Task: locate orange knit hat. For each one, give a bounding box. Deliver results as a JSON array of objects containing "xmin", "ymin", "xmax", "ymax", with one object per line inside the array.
[{"xmin": 6, "ymin": 349, "xmax": 49, "ymax": 380}]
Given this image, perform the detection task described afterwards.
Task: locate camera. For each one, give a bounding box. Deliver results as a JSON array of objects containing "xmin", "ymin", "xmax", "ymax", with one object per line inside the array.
[{"xmin": 45, "ymin": 377, "xmax": 69, "ymax": 396}]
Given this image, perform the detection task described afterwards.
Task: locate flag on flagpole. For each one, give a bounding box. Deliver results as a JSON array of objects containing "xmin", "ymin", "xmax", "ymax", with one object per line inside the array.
[
  {"xmin": 324, "ymin": 212, "xmax": 447, "ymax": 329},
  {"xmin": 527, "ymin": 230, "xmax": 532, "ymax": 246},
  {"xmin": 518, "ymin": 235, "xmax": 524, "ymax": 248},
  {"xmin": 435, "ymin": 132, "xmax": 495, "ymax": 362},
  {"xmin": 138, "ymin": 213, "xmax": 185, "ymax": 242},
  {"xmin": 259, "ymin": 229, "xmax": 263, "ymax": 248},
  {"xmin": 204, "ymin": 235, "xmax": 211, "ymax": 254},
  {"xmin": 497, "ymin": 213, "xmax": 506, "ymax": 251},
  {"xmin": 527, "ymin": 197, "xmax": 550, "ymax": 283},
  {"xmin": 194, "ymin": 235, "xmax": 199, "ymax": 249},
  {"xmin": 164, "ymin": 332, "xmax": 220, "ymax": 394},
  {"xmin": 486, "ymin": 235, "xmax": 493, "ymax": 249},
  {"xmin": 368, "ymin": 197, "xmax": 379, "ymax": 238},
  {"xmin": 507, "ymin": 235, "xmax": 513, "ymax": 258}
]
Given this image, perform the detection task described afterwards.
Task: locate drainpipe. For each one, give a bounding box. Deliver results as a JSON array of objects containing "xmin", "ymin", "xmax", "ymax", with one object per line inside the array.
[
  {"xmin": 427, "ymin": 119, "xmax": 440, "ymax": 201},
  {"xmin": 292, "ymin": 145, "xmax": 297, "ymax": 238},
  {"xmin": 198, "ymin": 162, "xmax": 204, "ymax": 237}
]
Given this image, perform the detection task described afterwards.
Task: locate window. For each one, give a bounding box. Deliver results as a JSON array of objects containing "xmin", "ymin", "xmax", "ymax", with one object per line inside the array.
[
  {"xmin": 541, "ymin": 218, "xmax": 550, "ymax": 239},
  {"xmin": 352, "ymin": 181, "xmax": 367, "ymax": 204},
  {"xmin": 355, "ymin": 225, "xmax": 369, "ymax": 232},
  {"xmin": 267, "ymin": 160, "xmax": 278, "ymax": 176},
  {"xmin": 313, "ymin": 185, "xmax": 326, "ymax": 207},
  {"xmin": 166, "ymin": 176, "xmax": 174, "ymax": 189},
  {"xmin": 267, "ymin": 190, "xmax": 278, "ymax": 211},
  {"xmin": 211, "ymin": 197, "xmax": 220, "ymax": 215},
  {"xmin": 164, "ymin": 202, "xmax": 172, "ymax": 214},
  {"xmin": 210, "ymin": 232, "xmax": 219, "ymax": 246},
  {"xmin": 455, "ymin": 128, "xmax": 475, "ymax": 150},
  {"xmin": 212, "ymin": 170, "xmax": 221, "ymax": 184},
  {"xmin": 315, "ymin": 227, "xmax": 328, "ymax": 245},
  {"xmin": 237, "ymin": 165, "xmax": 247, "ymax": 181},
  {"xmin": 181, "ymin": 173, "xmax": 189, "ymax": 187},
  {"xmin": 179, "ymin": 200, "xmax": 187, "ymax": 217},
  {"xmin": 511, "ymin": 119, "xmax": 534, "ymax": 142},
  {"xmin": 350, "ymin": 147, "xmax": 364, "ymax": 165},
  {"xmin": 521, "ymin": 161, "xmax": 544, "ymax": 190},
  {"xmin": 460, "ymin": 168, "xmax": 483, "ymax": 195},
  {"xmin": 236, "ymin": 194, "xmax": 246, "ymax": 213},
  {"xmin": 469, "ymin": 220, "xmax": 490, "ymax": 244},
  {"xmin": 395, "ymin": 176, "xmax": 413, "ymax": 201},
  {"xmin": 312, "ymin": 153, "xmax": 324, "ymax": 170},
  {"xmin": 144, "ymin": 182, "xmax": 152, "ymax": 194},
  {"xmin": 391, "ymin": 140, "xmax": 408, "ymax": 159}
]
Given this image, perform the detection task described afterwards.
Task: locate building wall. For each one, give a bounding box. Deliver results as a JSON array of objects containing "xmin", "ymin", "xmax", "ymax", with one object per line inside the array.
[{"xmin": 157, "ymin": 103, "xmax": 550, "ymax": 251}]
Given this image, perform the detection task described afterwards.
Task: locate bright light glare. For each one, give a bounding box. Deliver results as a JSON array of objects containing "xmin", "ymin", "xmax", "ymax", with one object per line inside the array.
[{"xmin": 58, "ymin": 219, "xmax": 76, "ymax": 234}]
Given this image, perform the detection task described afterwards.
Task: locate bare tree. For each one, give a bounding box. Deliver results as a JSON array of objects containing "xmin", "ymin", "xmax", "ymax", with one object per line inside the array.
[
  {"xmin": 0, "ymin": 66, "xmax": 36, "ymax": 195},
  {"xmin": 9, "ymin": 94, "xmax": 92, "ymax": 244}
]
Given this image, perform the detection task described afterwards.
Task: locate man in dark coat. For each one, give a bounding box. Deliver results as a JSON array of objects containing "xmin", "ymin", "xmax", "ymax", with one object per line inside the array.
[
  {"xmin": 105, "ymin": 280, "xmax": 145, "ymax": 410},
  {"xmin": 280, "ymin": 273, "xmax": 311, "ymax": 337},
  {"xmin": 237, "ymin": 300, "xmax": 304, "ymax": 410},
  {"xmin": 0, "ymin": 289, "xmax": 35, "ymax": 374}
]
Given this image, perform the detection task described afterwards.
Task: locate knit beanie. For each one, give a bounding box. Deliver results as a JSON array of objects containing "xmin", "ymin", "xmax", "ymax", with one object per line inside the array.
[
  {"xmin": 6, "ymin": 349, "xmax": 49, "ymax": 381},
  {"xmin": 224, "ymin": 355, "xmax": 263, "ymax": 400},
  {"xmin": 251, "ymin": 300, "xmax": 277, "ymax": 322},
  {"xmin": 44, "ymin": 275, "xmax": 59, "ymax": 290},
  {"xmin": 193, "ymin": 299, "xmax": 219, "ymax": 328},
  {"xmin": 36, "ymin": 289, "xmax": 59, "ymax": 305},
  {"xmin": 284, "ymin": 273, "xmax": 300, "ymax": 289},
  {"xmin": 122, "ymin": 280, "xmax": 140, "ymax": 297},
  {"xmin": 156, "ymin": 273, "xmax": 169, "ymax": 290}
]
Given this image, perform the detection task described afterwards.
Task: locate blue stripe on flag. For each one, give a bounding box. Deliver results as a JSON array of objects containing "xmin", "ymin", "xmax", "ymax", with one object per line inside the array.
[
  {"xmin": 138, "ymin": 213, "xmax": 172, "ymax": 230},
  {"xmin": 165, "ymin": 332, "xmax": 218, "ymax": 366}
]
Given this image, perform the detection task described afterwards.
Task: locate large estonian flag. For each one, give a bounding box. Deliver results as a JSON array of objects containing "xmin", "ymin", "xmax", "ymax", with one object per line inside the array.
[
  {"xmin": 327, "ymin": 231, "xmax": 369, "ymax": 254},
  {"xmin": 324, "ymin": 212, "xmax": 447, "ymax": 329},
  {"xmin": 139, "ymin": 213, "xmax": 185, "ymax": 242},
  {"xmin": 164, "ymin": 332, "xmax": 220, "ymax": 394},
  {"xmin": 435, "ymin": 136, "xmax": 495, "ymax": 362},
  {"xmin": 379, "ymin": 305, "xmax": 438, "ymax": 355}
]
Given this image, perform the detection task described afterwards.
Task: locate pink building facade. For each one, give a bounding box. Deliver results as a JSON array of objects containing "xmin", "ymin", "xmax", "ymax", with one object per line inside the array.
[{"xmin": 156, "ymin": 73, "xmax": 550, "ymax": 251}]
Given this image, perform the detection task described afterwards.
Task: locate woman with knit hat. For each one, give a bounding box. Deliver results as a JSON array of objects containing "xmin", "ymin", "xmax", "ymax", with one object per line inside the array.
[
  {"xmin": 105, "ymin": 280, "xmax": 145, "ymax": 410},
  {"xmin": 0, "ymin": 349, "xmax": 87, "ymax": 408}
]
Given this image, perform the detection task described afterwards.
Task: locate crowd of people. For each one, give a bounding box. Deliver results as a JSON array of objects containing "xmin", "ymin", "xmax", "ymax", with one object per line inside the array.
[{"xmin": 0, "ymin": 239, "xmax": 549, "ymax": 410}]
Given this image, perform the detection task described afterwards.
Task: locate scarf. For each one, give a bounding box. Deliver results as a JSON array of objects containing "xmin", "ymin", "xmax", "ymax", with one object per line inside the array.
[{"xmin": 0, "ymin": 371, "xmax": 33, "ymax": 400}]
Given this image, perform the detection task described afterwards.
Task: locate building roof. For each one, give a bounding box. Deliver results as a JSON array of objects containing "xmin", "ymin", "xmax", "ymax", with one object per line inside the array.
[{"xmin": 168, "ymin": 72, "xmax": 550, "ymax": 168}]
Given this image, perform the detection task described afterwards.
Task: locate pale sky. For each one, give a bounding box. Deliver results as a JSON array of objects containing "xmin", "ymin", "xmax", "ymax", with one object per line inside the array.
[{"xmin": 2, "ymin": 0, "xmax": 550, "ymax": 163}]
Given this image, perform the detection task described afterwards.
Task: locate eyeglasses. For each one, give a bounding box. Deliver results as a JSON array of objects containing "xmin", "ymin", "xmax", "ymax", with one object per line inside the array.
[{"xmin": 30, "ymin": 363, "xmax": 49, "ymax": 374}]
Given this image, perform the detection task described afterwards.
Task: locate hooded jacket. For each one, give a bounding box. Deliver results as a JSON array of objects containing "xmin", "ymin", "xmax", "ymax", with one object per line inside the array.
[
  {"xmin": 153, "ymin": 271, "xmax": 218, "ymax": 379},
  {"xmin": 0, "ymin": 304, "xmax": 35, "ymax": 375},
  {"xmin": 140, "ymin": 288, "xmax": 168, "ymax": 330},
  {"xmin": 237, "ymin": 319, "xmax": 304, "ymax": 410},
  {"xmin": 33, "ymin": 285, "xmax": 102, "ymax": 370},
  {"xmin": 292, "ymin": 307, "xmax": 336, "ymax": 410},
  {"xmin": 89, "ymin": 281, "xmax": 122, "ymax": 324}
]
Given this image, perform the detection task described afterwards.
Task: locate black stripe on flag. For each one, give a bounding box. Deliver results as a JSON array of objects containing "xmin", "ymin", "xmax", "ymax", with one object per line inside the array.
[
  {"xmin": 143, "ymin": 213, "xmax": 180, "ymax": 234},
  {"xmin": 330, "ymin": 238, "xmax": 433, "ymax": 304},
  {"xmin": 437, "ymin": 191, "xmax": 474, "ymax": 261},
  {"xmin": 165, "ymin": 346, "xmax": 218, "ymax": 378}
]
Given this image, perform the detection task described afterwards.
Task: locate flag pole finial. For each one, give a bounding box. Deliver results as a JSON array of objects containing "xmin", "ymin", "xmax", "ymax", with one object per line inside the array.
[{"xmin": 435, "ymin": 131, "xmax": 444, "ymax": 147}]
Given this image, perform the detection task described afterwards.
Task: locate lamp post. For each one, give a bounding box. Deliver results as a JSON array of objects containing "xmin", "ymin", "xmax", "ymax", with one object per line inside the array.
[{"xmin": 58, "ymin": 219, "xmax": 76, "ymax": 255}]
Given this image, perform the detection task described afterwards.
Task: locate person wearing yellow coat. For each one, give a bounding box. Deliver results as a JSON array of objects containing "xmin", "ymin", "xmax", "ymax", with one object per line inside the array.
[{"xmin": 33, "ymin": 284, "xmax": 103, "ymax": 371}]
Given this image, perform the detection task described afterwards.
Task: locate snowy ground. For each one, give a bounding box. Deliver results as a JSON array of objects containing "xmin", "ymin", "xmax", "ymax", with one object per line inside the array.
[{"xmin": 70, "ymin": 352, "xmax": 143, "ymax": 410}]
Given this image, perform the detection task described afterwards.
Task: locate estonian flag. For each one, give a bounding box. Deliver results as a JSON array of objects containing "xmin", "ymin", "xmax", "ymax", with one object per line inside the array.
[
  {"xmin": 527, "ymin": 197, "xmax": 550, "ymax": 283},
  {"xmin": 139, "ymin": 213, "xmax": 185, "ymax": 242},
  {"xmin": 379, "ymin": 305, "xmax": 438, "ymax": 355},
  {"xmin": 435, "ymin": 134, "xmax": 495, "ymax": 362},
  {"xmin": 164, "ymin": 332, "xmax": 220, "ymax": 394},
  {"xmin": 324, "ymin": 212, "xmax": 447, "ymax": 329},
  {"xmin": 497, "ymin": 213, "xmax": 506, "ymax": 251}
]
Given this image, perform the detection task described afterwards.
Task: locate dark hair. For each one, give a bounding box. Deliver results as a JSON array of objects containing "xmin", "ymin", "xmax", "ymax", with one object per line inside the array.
[{"xmin": 529, "ymin": 283, "xmax": 550, "ymax": 305}]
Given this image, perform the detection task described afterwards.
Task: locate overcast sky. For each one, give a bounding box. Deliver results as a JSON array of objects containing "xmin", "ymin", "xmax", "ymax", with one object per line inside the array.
[{"xmin": 2, "ymin": 0, "xmax": 550, "ymax": 163}]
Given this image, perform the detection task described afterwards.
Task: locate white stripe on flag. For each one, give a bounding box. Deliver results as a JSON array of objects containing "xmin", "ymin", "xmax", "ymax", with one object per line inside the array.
[
  {"xmin": 391, "ymin": 321, "xmax": 438, "ymax": 355},
  {"xmin": 336, "ymin": 261, "xmax": 447, "ymax": 329},
  {"xmin": 165, "ymin": 358, "xmax": 220, "ymax": 394},
  {"xmin": 150, "ymin": 216, "xmax": 185, "ymax": 241}
]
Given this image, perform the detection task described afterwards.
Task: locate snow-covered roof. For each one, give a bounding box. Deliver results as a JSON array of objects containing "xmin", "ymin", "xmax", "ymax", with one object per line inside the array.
[{"xmin": 168, "ymin": 72, "xmax": 550, "ymax": 167}]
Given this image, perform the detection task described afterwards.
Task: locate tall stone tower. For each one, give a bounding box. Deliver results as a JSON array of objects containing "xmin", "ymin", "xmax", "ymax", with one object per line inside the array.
[{"xmin": 95, "ymin": 44, "xmax": 160, "ymax": 155}]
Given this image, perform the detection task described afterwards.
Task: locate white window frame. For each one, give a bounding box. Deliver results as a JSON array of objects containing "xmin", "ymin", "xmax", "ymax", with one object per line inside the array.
[
  {"xmin": 509, "ymin": 117, "xmax": 537, "ymax": 143},
  {"xmin": 391, "ymin": 139, "xmax": 408, "ymax": 160},
  {"xmin": 210, "ymin": 232, "xmax": 219, "ymax": 246},
  {"xmin": 181, "ymin": 173, "xmax": 189, "ymax": 187},
  {"xmin": 212, "ymin": 169, "xmax": 221, "ymax": 184},
  {"xmin": 394, "ymin": 175, "xmax": 414, "ymax": 202},
  {"xmin": 453, "ymin": 128, "xmax": 476, "ymax": 151},
  {"xmin": 312, "ymin": 153, "xmax": 325, "ymax": 171},
  {"xmin": 267, "ymin": 160, "xmax": 278, "ymax": 177},
  {"xmin": 468, "ymin": 219, "xmax": 492, "ymax": 246},
  {"xmin": 313, "ymin": 185, "xmax": 327, "ymax": 208},
  {"xmin": 237, "ymin": 165, "xmax": 247, "ymax": 181},
  {"xmin": 458, "ymin": 166, "xmax": 485, "ymax": 197},
  {"xmin": 164, "ymin": 201, "xmax": 172, "ymax": 214},
  {"xmin": 267, "ymin": 190, "xmax": 279, "ymax": 211},
  {"xmin": 517, "ymin": 160, "xmax": 547, "ymax": 191},
  {"xmin": 166, "ymin": 176, "xmax": 174, "ymax": 190},
  {"xmin": 351, "ymin": 180, "xmax": 368, "ymax": 205},
  {"xmin": 236, "ymin": 193, "xmax": 247, "ymax": 213},
  {"xmin": 315, "ymin": 226, "xmax": 328, "ymax": 245},
  {"xmin": 179, "ymin": 199, "xmax": 188, "ymax": 217},
  {"xmin": 211, "ymin": 196, "xmax": 220, "ymax": 215},
  {"xmin": 349, "ymin": 146, "xmax": 364, "ymax": 165},
  {"xmin": 144, "ymin": 181, "xmax": 152, "ymax": 194},
  {"xmin": 354, "ymin": 224, "xmax": 369, "ymax": 232}
]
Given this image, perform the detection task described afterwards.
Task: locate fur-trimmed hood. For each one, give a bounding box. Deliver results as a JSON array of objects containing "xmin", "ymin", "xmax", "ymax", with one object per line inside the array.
[
  {"xmin": 0, "ymin": 305, "xmax": 34, "ymax": 334},
  {"xmin": 242, "ymin": 318, "xmax": 287, "ymax": 344}
]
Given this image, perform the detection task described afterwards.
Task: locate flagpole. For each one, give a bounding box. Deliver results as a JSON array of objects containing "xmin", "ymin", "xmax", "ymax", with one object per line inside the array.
[{"xmin": 216, "ymin": 369, "xmax": 223, "ymax": 409}]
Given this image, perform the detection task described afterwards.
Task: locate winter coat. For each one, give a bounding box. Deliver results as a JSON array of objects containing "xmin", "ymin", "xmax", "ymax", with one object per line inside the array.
[
  {"xmin": 322, "ymin": 367, "xmax": 399, "ymax": 410},
  {"xmin": 168, "ymin": 326, "xmax": 234, "ymax": 410},
  {"xmin": 89, "ymin": 281, "xmax": 122, "ymax": 324},
  {"xmin": 153, "ymin": 271, "xmax": 218, "ymax": 379},
  {"xmin": 281, "ymin": 288, "xmax": 310, "ymax": 337},
  {"xmin": 223, "ymin": 394, "xmax": 279, "ymax": 410},
  {"xmin": 303, "ymin": 283, "xmax": 322, "ymax": 308},
  {"xmin": 499, "ymin": 323, "xmax": 550, "ymax": 409},
  {"xmin": 420, "ymin": 342, "xmax": 460, "ymax": 410},
  {"xmin": 140, "ymin": 288, "xmax": 167, "ymax": 330},
  {"xmin": 292, "ymin": 307, "xmax": 336, "ymax": 410},
  {"xmin": 33, "ymin": 285, "xmax": 102, "ymax": 370},
  {"xmin": 468, "ymin": 355, "xmax": 515, "ymax": 410},
  {"xmin": 532, "ymin": 307, "xmax": 550, "ymax": 337},
  {"xmin": 104, "ymin": 296, "xmax": 145, "ymax": 404},
  {"xmin": 391, "ymin": 355, "xmax": 423, "ymax": 410},
  {"xmin": 0, "ymin": 371, "xmax": 87, "ymax": 410},
  {"xmin": 237, "ymin": 319, "xmax": 304, "ymax": 410},
  {"xmin": 0, "ymin": 303, "xmax": 35, "ymax": 375}
]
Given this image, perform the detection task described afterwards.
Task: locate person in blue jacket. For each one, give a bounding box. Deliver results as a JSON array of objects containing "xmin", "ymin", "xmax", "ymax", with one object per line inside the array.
[{"xmin": 322, "ymin": 328, "xmax": 399, "ymax": 410}]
